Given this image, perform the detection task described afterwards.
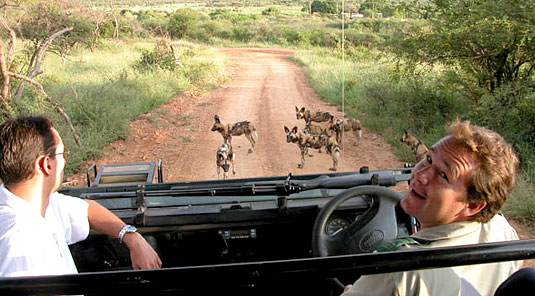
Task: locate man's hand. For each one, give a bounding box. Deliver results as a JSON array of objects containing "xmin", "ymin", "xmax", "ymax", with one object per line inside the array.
[
  {"xmin": 86, "ymin": 200, "xmax": 162, "ymax": 269},
  {"xmin": 122, "ymin": 232, "xmax": 162, "ymax": 269}
]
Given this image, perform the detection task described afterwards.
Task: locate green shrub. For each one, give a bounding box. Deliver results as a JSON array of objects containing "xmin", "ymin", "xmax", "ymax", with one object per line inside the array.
[
  {"xmin": 283, "ymin": 28, "xmax": 309, "ymax": 45},
  {"xmin": 262, "ymin": 7, "xmax": 281, "ymax": 15},
  {"xmin": 167, "ymin": 8, "xmax": 199, "ymax": 39},
  {"xmin": 344, "ymin": 30, "xmax": 384, "ymax": 49},
  {"xmin": 231, "ymin": 26, "xmax": 254, "ymax": 42}
]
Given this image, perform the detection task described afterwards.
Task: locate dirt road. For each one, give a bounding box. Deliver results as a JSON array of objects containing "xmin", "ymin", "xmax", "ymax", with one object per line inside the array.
[{"xmin": 67, "ymin": 48, "xmax": 406, "ymax": 185}]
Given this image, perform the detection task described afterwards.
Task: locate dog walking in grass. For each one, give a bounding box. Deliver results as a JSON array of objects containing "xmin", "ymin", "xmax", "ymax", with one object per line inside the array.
[
  {"xmin": 295, "ymin": 106, "xmax": 334, "ymax": 125},
  {"xmin": 216, "ymin": 142, "xmax": 235, "ymax": 179},
  {"xmin": 331, "ymin": 118, "xmax": 363, "ymax": 146},
  {"xmin": 284, "ymin": 126, "xmax": 340, "ymax": 171},
  {"xmin": 211, "ymin": 115, "xmax": 258, "ymax": 153},
  {"xmin": 401, "ymin": 129, "xmax": 428, "ymax": 163}
]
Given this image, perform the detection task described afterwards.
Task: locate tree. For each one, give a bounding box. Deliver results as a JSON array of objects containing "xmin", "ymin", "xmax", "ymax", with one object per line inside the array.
[
  {"xmin": 394, "ymin": 0, "xmax": 535, "ymax": 93},
  {"xmin": 0, "ymin": 3, "xmax": 82, "ymax": 144},
  {"xmin": 167, "ymin": 8, "xmax": 199, "ymax": 39},
  {"xmin": 310, "ymin": 0, "xmax": 337, "ymax": 14}
]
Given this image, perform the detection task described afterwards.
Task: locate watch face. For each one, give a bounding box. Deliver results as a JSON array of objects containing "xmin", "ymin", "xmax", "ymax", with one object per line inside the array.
[{"xmin": 125, "ymin": 225, "xmax": 137, "ymax": 232}]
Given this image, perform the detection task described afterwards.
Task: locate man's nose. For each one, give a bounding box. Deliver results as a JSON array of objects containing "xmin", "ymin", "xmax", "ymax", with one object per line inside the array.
[{"xmin": 414, "ymin": 165, "xmax": 430, "ymax": 185}]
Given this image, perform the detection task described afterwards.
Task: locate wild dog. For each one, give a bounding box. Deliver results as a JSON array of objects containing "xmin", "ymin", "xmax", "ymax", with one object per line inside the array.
[
  {"xmin": 284, "ymin": 126, "xmax": 340, "ymax": 171},
  {"xmin": 295, "ymin": 106, "xmax": 334, "ymax": 125},
  {"xmin": 303, "ymin": 117, "xmax": 335, "ymax": 153},
  {"xmin": 211, "ymin": 115, "xmax": 258, "ymax": 153},
  {"xmin": 401, "ymin": 129, "xmax": 428, "ymax": 163},
  {"xmin": 303, "ymin": 117, "xmax": 335, "ymax": 136},
  {"xmin": 216, "ymin": 142, "xmax": 236, "ymax": 179},
  {"xmin": 331, "ymin": 118, "xmax": 363, "ymax": 145}
]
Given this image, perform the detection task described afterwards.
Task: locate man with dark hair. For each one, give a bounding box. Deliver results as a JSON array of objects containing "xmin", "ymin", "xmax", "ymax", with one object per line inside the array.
[
  {"xmin": 0, "ymin": 116, "xmax": 161, "ymax": 277},
  {"xmin": 342, "ymin": 119, "xmax": 521, "ymax": 296}
]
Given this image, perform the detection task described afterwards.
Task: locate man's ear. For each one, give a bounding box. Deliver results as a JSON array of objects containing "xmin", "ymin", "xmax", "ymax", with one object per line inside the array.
[
  {"xmin": 37, "ymin": 155, "xmax": 52, "ymax": 176},
  {"xmin": 466, "ymin": 200, "xmax": 487, "ymax": 217}
]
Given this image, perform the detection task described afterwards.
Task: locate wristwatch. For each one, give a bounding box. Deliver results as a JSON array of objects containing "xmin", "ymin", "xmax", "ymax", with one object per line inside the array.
[{"xmin": 118, "ymin": 225, "xmax": 137, "ymax": 244}]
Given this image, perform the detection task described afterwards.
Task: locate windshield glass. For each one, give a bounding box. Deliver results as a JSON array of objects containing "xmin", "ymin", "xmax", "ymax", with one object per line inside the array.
[{"xmin": 3, "ymin": 0, "xmax": 532, "ymax": 246}]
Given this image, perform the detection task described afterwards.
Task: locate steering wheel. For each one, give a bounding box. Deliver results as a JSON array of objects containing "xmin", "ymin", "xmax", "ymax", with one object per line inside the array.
[{"xmin": 312, "ymin": 185, "xmax": 404, "ymax": 257}]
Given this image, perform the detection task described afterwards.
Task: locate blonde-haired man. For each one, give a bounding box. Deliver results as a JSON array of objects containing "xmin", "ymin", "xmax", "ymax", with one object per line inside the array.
[{"xmin": 343, "ymin": 119, "xmax": 521, "ymax": 296}]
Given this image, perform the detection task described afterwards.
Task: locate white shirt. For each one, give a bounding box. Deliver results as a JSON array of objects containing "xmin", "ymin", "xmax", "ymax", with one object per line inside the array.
[{"xmin": 0, "ymin": 185, "xmax": 89, "ymax": 277}]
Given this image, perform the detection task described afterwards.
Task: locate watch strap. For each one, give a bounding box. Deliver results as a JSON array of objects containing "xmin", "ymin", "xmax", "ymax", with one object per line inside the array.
[{"xmin": 118, "ymin": 225, "xmax": 137, "ymax": 244}]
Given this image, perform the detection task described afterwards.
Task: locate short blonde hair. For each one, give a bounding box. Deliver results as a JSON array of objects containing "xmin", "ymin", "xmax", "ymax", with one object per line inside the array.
[{"xmin": 447, "ymin": 119, "xmax": 519, "ymax": 222}]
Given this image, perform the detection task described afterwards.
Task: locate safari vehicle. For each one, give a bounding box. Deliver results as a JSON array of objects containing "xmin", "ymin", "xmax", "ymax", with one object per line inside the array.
[{"xmin": 1, "ymin": 162, "xmax": 534, "ymax": 295}]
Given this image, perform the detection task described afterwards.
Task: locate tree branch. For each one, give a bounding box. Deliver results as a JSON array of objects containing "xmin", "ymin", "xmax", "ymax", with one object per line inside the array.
[
  {"xmin": 8, "ymin": 71, "xmax": 82, "ymax": 146},
  {"xmin": 0, "ymin": 41, "xmax": 11, "ymax": 101},
  {"xmin": 14, "ymin": 26, "xmax": 73, "ymax": 100}
]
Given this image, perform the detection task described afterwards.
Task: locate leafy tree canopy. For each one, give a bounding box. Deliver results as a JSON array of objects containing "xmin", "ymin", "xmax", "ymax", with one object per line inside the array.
[
  {"xmin": 394, "ymin": 0, "xmax": 535, "ymax": 93},
  {"xmin": 310, "ymin": 0, "xmax": 336, "ymax": 14}
]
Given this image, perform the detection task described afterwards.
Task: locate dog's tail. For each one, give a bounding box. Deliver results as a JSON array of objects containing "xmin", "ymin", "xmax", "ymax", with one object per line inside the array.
[{"xmin": 252, "ymin": 129, "xmax": 258, "ymax": 143}]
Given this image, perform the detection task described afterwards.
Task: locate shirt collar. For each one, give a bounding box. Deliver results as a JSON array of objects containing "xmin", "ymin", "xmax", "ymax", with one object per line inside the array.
[
  {"xmin": 0, "ymin": 183, "xmax": 38, "ymax": 214},
  {"xmin": 411, "ymin": 220, "xmax": 481, "ymax": 242}
]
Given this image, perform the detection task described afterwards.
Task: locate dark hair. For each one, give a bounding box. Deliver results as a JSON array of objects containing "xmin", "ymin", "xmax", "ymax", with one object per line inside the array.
[{"xmin": 0, "ymin": 116, "xmax": 56, "ymax": 185}]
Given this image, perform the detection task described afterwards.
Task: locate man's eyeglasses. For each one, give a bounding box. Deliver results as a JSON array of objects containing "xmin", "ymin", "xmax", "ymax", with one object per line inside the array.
[{"xmin": 55, "ymin": 149, "xmax": 70, "ymax": 158}]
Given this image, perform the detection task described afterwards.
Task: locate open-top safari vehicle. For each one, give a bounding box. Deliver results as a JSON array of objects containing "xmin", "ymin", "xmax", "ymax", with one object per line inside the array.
[{"xmin": 1, "ymin": 162, "xmax": 535, "ymax": 295}]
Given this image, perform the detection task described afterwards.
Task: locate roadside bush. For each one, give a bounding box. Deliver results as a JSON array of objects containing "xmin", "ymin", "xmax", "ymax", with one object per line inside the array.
[
  {"xmin": 137, "ymin": 10, "xmax": 168, "ymax": 35},
  {"xmin": 255, "ymin": 24, "xmax": 283, "ymax": 44},
  {"xmin": 308, "ymin": 30, "xmax": 338, "ymax": 48},
  {"xmin": 209, "ymin": 8, "xmax": 256, "ymax": 24},
  {"xmin": 283, "ymin": 28, "xmax": 309, "ymax": 45},
  {"xmin": 231, "ymin": 26, "xmax": 255, "ymax": 42},
  {"xmin": 167, "ymin": 8, "xmax": 200, "ymax": 39},
  {"xmin": 344, "ymin": 30, "xmax": 384, "ymax": 49},
  {"xmin": 469, "ymin": 82, "xmax": 535, "ymax": 168},
  {"xmin": 133, "ymin": 40, "xmax": 182, "ymax": 72},
  {"xmin": 262, "ymin": 7, "xmax": 281, "ymax": 15}
]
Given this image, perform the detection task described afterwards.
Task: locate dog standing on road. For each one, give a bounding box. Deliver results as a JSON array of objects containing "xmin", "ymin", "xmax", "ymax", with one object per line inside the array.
[
  {"xmin": 331, "ymin": 118, "xmax": 362, "ymax": 145},
  {"xmin": 216, "ymin": 142, "xmax": 236, "ymax": 179},
  {"xmin": 296, "ymin": 106, "xmax": 334, "ymax": 125},
  {"xmin": 284, "ymin": 126, "xmax": 340, "ymax": 171},
  {"xmin": 401, "ymin": 129, "xmax": 428, "ymax": 163},
  {"xmin": 303, "ymin": 118, "xmax": 335, "ymax": 153},
  {"xmin": 211, "ymin": 115, "xmax": 258, "ymax": 153}
]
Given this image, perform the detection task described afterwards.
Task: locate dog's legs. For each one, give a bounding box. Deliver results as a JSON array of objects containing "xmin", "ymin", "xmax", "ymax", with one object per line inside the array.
[
  {"xmin": 246, "ymin": 133, "xmax": 255, "ymax": 153},
  {"xmin": 298, "ymin": 147, "xmax": 306, "ymax": 168},
  {"xmin": 329, "ymin": 145, "xmax": 340, "ymax": 171},
  {"xmin": 231, "ymin": 153, "xmax": 236, "ymax": 175},
  {"xmin": 217, "ymin": 165, "xmax": 220, "ymax": 180}
]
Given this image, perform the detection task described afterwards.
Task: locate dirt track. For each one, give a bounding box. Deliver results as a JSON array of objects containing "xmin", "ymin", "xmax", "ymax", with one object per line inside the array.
[{"xmin": 66, "ymin": 48, "xmax": 406, "ymax": 185}]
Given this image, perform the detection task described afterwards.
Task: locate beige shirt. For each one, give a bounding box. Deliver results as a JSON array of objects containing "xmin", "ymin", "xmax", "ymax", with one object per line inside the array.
[{"xmin": 342, "ymin": 214, "xmax": 521, "ymax": 296}]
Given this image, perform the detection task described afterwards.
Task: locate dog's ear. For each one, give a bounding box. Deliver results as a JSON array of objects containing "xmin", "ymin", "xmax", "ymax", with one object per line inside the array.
[
  {"xmin": 214, "ymin": 115, "xmax": 220, "ymax": 123},
  {"xmin": 295, "ymin": 106, "xmax": 299, "ymax": 112},
  {"xmin": 292, "ymin": 126, "xmax": 298, "ymax": 133},
  {"xmin": 300, "ymin": 107, "xmax": 305, "ymax": 112},
  {"xmin": 284, "ymin": 126, "xmax": 290, "ymax": 133}
]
